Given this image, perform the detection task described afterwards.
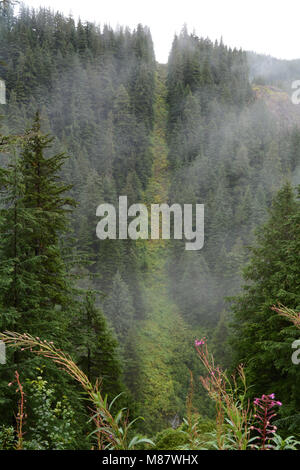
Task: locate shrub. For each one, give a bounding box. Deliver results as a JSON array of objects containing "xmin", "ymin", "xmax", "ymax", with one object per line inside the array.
[
  {"xmin": 0, "ymin": 425, "xmax": 16, "ymax": 450},
  {"xmin": 154, "ymin": 428, "xmax": 188, "ymax": 450},
  {"xmin": 23, "ymin": 371, "xmax": 77, "ymax": 450}
]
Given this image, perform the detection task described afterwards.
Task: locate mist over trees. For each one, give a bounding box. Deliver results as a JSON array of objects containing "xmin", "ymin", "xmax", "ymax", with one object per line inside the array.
[
  {"xmin": 166, "ymin": 29, "xmax": 300, "ymax": 329},
  {"xmin": 0, "ymin": 1, "xmax": 299, "ymax": 448}
]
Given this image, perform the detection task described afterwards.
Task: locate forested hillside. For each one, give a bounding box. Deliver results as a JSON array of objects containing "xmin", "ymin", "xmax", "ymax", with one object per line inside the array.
[
  {"xmin": 248, "ymin": 51, "xmax": 300, "ymax": 89},
  {"xmin": 0, "ymin": 2, "xmax": 299, "ymax": 450}
]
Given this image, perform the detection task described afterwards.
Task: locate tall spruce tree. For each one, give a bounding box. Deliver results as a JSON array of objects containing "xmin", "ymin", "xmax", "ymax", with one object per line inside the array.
[{"xmin": 0, "ymin": 114, "xmax": 77, "ymax": 422}]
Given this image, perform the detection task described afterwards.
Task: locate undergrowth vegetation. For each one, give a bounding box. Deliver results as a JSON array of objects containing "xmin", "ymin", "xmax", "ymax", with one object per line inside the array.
[{"xmin": 0, "ymin": 304, "xmax": 299, "ymax": 451}]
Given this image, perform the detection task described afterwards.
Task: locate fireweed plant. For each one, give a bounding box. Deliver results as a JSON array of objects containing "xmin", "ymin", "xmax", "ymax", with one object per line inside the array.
[
  {"xmin": 0, "ymin": 332, "xmax": 154, "ymax": 450},
  {"xmin": 194, "ymin": 333, "xmax": 300, "ymax": 450},
  {"xmin": 250, "ymin": 394, "xmax": 282, "ymax": 450},
  {"xmin": 194, "ymin": 337, "xmax": 252, "ymax": 450},
  {"xmin": 9, "ymin": 371, "xmax": 25, "ymax": 450}
]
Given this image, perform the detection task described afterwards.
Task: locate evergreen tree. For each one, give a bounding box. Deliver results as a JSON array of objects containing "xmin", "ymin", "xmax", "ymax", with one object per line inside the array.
[
  {"xmin": 74, "ymin": 291, "xmax": 124, "ymax": 398},
  {"xmin": 104, "ymin": 271, "xmax": 134, "ymax": 341},
  {"xmin": 231, "ymin": 183, "xmax": 300, "ymax": 421},
  {"xmin": 0, "ymin": 114, "xmax": 77, "ymax": 423}
]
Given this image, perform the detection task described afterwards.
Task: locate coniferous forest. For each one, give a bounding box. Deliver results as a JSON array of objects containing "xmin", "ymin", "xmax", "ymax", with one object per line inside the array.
[{"xmin": 0, "ymin": 1, "xmax": 300, "ymax": 452}]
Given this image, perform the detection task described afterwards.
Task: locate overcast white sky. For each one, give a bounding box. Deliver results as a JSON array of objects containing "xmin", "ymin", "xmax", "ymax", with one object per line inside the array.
[{"xmin": 23, "ymin": 0, "xmax": 300, "ymax": 63}]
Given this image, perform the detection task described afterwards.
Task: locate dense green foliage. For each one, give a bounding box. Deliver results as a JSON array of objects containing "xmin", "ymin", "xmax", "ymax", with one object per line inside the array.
[
  {"xmin": 0, "ymin": 1, "xmax": 299, "ymax": 449},
  {"xmin": 166, "ymin": 29, "xmax": 300, "ymax": 330},
  {"xmin": 0, "ymin": 113, "xmax": 81, "ymax": 424},
  {"xmin": 0, "ymin": 114, "xmax": 125, "ymax": 440},
  {"xmin": 231, "ymin": 183, "xmax": 300, "ymax": 435}
]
